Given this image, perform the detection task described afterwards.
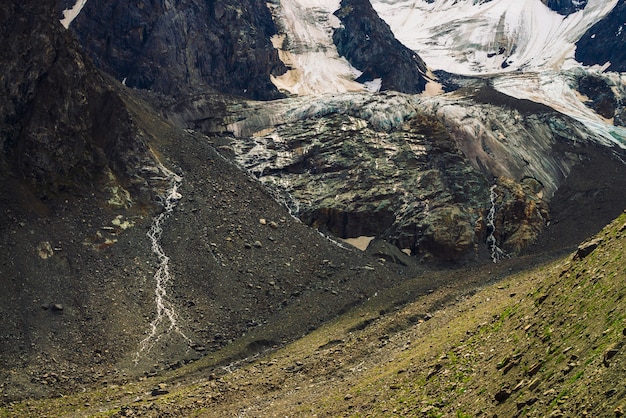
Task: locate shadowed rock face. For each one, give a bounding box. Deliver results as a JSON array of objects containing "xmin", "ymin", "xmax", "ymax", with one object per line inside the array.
[
  {"xmin": 577, "ymin": 74, "xmax": 617, "ymax": 120},
  {"xmin": 67, "ymin": 0, "xmax": 287, "ymax": 100},
  {"xmin": 332, "ymin": 0, "xmax": 429, "ymax": 94},
  {"xmin": 0, "ymin": 0, "xmax": 154, "ymax": 199},
  {"xmin": 576, "ymin": 0, "xmax": 626, "ymax": 72},
  {"xmin": 542, "ymin": 0, "xmax": 588, "ymax": 15}
]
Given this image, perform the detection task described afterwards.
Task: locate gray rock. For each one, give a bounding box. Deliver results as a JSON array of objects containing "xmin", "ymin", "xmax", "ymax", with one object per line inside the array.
[
  {"xmin": 366, "ymin": 239, "xmax": 412, "ymax": 266},
  {"xmin": 603, "ymin": 345, "xmax": 620, "ymax": 367},
  {"xmin": 151, "ymin": 388, "xmax": 169, "ymax": 396}
]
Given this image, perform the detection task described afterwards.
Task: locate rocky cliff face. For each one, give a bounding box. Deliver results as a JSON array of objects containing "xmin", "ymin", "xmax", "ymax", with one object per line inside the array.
[
  {"xmin": 0, "ymin": 0, "xmax": 156, "ymax": 200},
  {"xmin": 333, "ymin": 0, "xmax": 429, "ymax": 94},
  {"xmin": 576, "ymin": 0, "xmax": 626, "ymax": 71},
  {"xmin": 215, "ymin": 88, "xmax": 616, "ymax": 262},
  {"xmin": 67, "ymin": 0, "xmax": 287, "ymax": 100}
]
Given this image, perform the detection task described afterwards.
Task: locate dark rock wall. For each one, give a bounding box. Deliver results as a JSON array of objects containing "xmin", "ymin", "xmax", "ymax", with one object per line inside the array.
[
  {"xmin": 575, "ymin": 0, "xmax": 626, "ymax": 71},
  {"xmin": 68, "ymin": 0, "xmax": 286, "ymax": 100},
  {"xmin": 0, "ymin": 0, "xmax": 152, "ymax": 197},
  {"xmin": 228, "ymin": 97, "xmax": 557, "ymax": 261},
  {"xmin": 332, "ymin": 0, "xmax": 429, "ymax": 94},
  {"xmin": 543, "ymin": 0, "xmax": 588, "ymax": 15},
  {"xmin": 577, "ymin": 74, "xmax": 617, "ymax": 120}
]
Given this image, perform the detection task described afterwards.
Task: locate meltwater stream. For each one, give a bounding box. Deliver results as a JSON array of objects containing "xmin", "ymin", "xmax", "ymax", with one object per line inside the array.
[
  {"xmin": 135, "ymin": 166, "xmax": 191, "ymax": 362},
  {"xmin": 486, "ymin": 185, "xmax": 509, "ymax": 264}
]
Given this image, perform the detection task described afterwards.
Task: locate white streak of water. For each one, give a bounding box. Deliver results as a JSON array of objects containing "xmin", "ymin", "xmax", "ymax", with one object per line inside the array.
[
  {"xmin": 135, "ymin": 164, "xmax": 190, "ymax": 362},
  {"xmin": 486, "ymin": 185, "xmax": 508, "ymax": 263}
]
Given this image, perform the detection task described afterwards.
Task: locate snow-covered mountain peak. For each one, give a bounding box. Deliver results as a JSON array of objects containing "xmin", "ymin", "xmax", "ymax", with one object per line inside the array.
[{"xmin": 371, "ymin": 0, "xmax": 618, "ymax": 75}]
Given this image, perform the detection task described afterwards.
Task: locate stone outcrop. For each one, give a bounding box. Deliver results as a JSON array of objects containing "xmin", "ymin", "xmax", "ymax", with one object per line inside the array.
[
  {"xmin": 332, "ymin": 0, "xmax": 429, "ymax": 94},
  {"xmin": 487, "ymin": 177, "xmax": 549, "ymax": 255},
  {"xmin": 576, "ymin": 0, "xmax": 626, "ymax": 72},
  {"xmin": 67, "ymin": 0, "xmax": 287, "ymax": 100}
]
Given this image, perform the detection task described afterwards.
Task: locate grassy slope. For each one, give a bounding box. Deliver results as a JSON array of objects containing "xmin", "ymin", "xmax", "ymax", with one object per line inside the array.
[{"xmin": 2, "ymin": 212, "xmax": 625, "ymax": 417}]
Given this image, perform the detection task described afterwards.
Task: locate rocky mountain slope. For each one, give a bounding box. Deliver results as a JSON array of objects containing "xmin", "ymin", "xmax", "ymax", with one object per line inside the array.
[
  {"xmin": 2, "ymin": 0, "xmax": 626, "ymax": 414},
  {"xmin": 4, "ymin": 203, "xmax": 625, "ymax": 417},
  {"xmin": 0, "ymin": 0, "xmax": 423, "ymax": 403},
  {"xmin": 65, "ymin": 0, "xmax": 286, "ymax": 100}
]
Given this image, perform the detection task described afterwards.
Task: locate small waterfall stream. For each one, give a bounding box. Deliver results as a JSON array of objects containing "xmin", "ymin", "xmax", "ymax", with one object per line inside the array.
[
  {"xmin": 486, "ymin": 185, "xmax": 508, "ymax": 263},
  {"xmin": 135, "ymin": 166, "xmax": 191, "ymax": 362}
]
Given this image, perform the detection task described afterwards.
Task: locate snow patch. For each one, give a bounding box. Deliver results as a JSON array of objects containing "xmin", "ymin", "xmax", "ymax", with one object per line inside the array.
[
  {"xmin": 60, "ymin": 0, "xmax": 88, "ymax": 29},
  {"xmin": 364, "ymin": 78, "xmax": 383, "ymax": 92},
  {"xmin": 343, "ymin": 236, "xmax": 375, "ymax": 251}
]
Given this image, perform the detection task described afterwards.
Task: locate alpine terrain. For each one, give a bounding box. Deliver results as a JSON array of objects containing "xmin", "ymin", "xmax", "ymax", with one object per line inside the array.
[{"xmin": 1, "ymin": 0, "xmax": 626, "ymax": 416}]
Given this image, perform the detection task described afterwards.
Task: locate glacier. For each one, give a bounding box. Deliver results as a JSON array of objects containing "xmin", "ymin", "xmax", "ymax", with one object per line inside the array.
[
  {"xmin": 266, "ymin": 0, "xmax": 625, "ymax": 148},
  {"xmin": 214, "ymin": 0, "xmax": 626, "ymax": 259},
  {"xmin": 269, "ymin": 0, "xmax": 619, "ymax": 89},
  {"xmin": 60, "ymin": 0, "xmax": 88, "ymax": 29}
]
